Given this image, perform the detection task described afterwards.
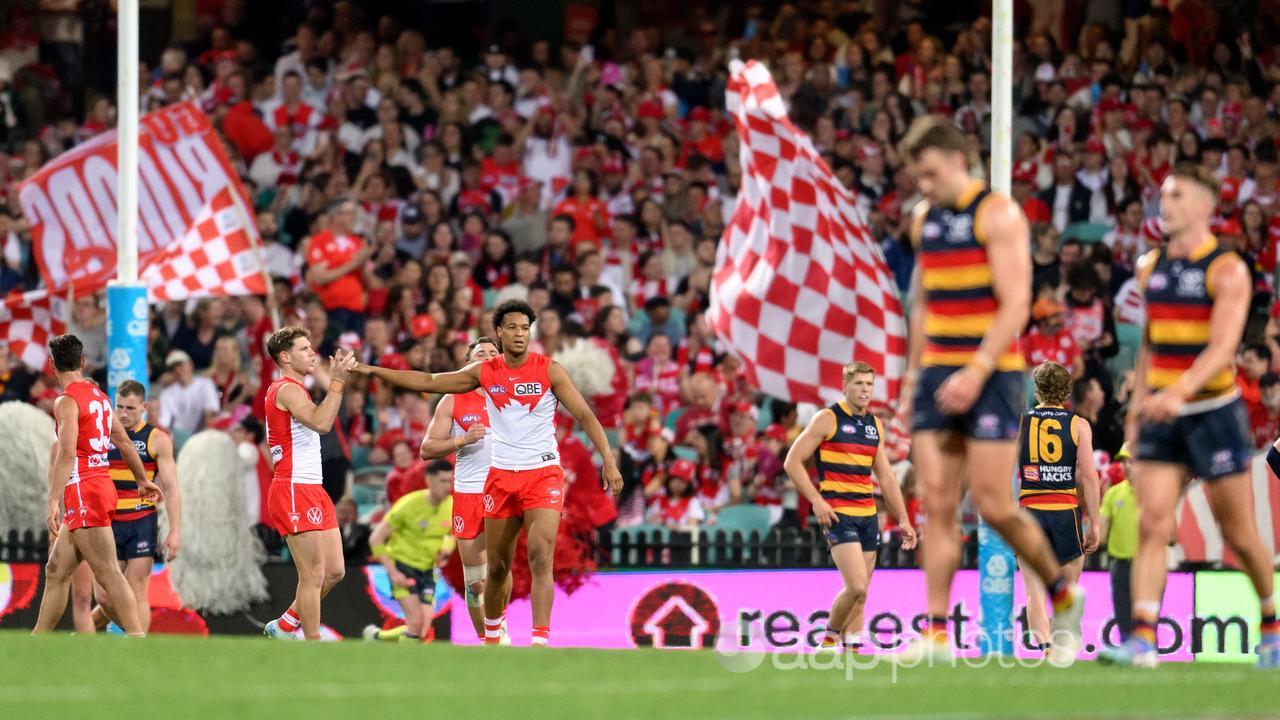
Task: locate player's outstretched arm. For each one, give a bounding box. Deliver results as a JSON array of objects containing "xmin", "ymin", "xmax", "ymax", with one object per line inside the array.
[
  {"xmin": 783, "ymin": 409, "xmax": 836, "ymax": 525},
  {"xmin": 549, "ymin": 361, "xmax": 623, "ymax": 495},
  {"xmin": 152, "ymin": 430, "xmax": 182, "ymax": 561},
  {"xmin": 355, "ymin": 361, "xmax": 481, "ymax": 395}
]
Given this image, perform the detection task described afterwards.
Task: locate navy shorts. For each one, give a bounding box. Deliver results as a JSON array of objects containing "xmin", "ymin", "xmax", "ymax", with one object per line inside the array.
[
  {"xmin": 1135, "ymin": 398, "xmax": 1252, "ymax": 481},
  {"xmin": 827, "ymin": 513, "xmax": 879, "ymax": 551},
  {"xmin": 912, "ymin": 367, "xmax": 1024, "ymax": 440},
  {"xmin": 113, "ymin": 514, "xmax": 159, "ymax": 562},
  {"xmin": 1030, "ymin": 507, "xmax": 1083, "ymax": 565},
  {"xmin": 392, "ymin": 561, "xmax": 436, "ymax": 604}
]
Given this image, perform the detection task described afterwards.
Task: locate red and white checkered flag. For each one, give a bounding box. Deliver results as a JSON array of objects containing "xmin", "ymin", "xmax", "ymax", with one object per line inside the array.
[
  {"xmin": 0, "ymin": 290, "xmax": 66, "ymax": 370},
  {"xmin": 709, "ymin": 60, "xmax": 907, "ymax": 406},
  {"xmin": 143, "ymin": 187, "xmax": 266, "ymax": 302}
]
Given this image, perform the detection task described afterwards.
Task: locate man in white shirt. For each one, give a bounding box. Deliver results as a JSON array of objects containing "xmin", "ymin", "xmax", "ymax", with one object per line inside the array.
[{"xmin": 159, "ymin": 350, "xmax": 220, "ymax": 433}]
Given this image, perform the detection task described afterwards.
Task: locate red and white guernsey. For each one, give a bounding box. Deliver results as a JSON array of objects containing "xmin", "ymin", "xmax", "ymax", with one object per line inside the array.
[
  {"xmin": 264, "ymin": 377, "xmax": 323, "ymax": 484},
  {"xmin": 58, "ymin": 380, "xmax": 113, "ymax": 486},
  {"xmin": 451, "ymin": 390, "xmax": 492, "ymax": 493},
  {"xmin": 479, "ymin": 353, "xmax": 559, "ymax": 471}
]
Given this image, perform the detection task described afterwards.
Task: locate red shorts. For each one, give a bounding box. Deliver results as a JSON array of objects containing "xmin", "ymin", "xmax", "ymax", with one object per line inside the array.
[
  {"xmin": 266, "ymin": 482, "xmax": 338, "ymax": 536},
  {"xmin": 452, "ymin": 492, "xmax": 486, "ymax": 540},
  {"xmin": 63, "ymin": 475, "xmax": 116, "ymax": 531},
  {"xmin": 483, "ymin": 466, "xmax": 566, "ymax": 519}
]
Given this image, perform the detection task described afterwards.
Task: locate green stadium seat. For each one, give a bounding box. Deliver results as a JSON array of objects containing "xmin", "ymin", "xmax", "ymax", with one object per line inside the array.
[
  {"xmin": 350, "ymin": 482, "xmax": 382, "ymax": 508},
  {"xmin": 714, "ymin": 505, "xmax": 774, "ymax": 534},
  {"xmin": 349, "ymin": 445, "xmax": 371, "ymax": 472},
  {"xmin": 1107, "ymin": 322, "xmax": 1143, "ymax": 381},
  {"xmin": 671, "ymin": 445, "xmax": 698, "ymax": 462},
  {"xmin": 664, "ymin": 406, "xmax": 686, "ymax": 432},
  {"xmin": 171, "ymin": 429, "xmax": 192, "ymax": 454}
]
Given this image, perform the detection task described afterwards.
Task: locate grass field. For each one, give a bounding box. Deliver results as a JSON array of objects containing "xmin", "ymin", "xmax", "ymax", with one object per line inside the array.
[{"xmin": 3, "ymin": 632, "xmax": 1279, "ymax": 719}]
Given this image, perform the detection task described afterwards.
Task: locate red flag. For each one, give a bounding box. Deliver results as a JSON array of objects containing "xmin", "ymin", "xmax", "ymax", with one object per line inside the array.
[
  {"xmin": 143, "ymin": 187, "xmax": 266, "ymax": 302},
  {"xmin": 708, "ymin": 60, "xmax": 906, "ymax": 406},
  {"xmin": 0, "ymin": 290, "xmax": 66, "ymax": 370}
]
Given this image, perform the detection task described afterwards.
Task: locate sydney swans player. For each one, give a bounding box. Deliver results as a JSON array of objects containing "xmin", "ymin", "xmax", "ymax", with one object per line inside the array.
[
  {"xmin": 32, "ymin": 334, "xmax": 161, "ymax": 636},
  {"xmin": 420, "ymin": 336, "xmax": 505, "ymax": 640},
  {"xmin": 357, "ymin": 300, "xmax": 623, "ymax": 646},
  {"xmin": 261, "ymin": 327, "xmax": 357, "ymax": 641}
]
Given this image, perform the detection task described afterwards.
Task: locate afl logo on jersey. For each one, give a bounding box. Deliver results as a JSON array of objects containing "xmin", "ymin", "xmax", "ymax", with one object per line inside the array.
[
  {"xmin": 1177, "ymin": 268, "xmax": 1206, "ymax": 297},
  {"xmin": 841, "ymin": 424, "xmax": 856, "ymax": 434},
  {"xmin": 1148, "ymin": 273, "xmax": 1168, "ymax": 291},
  {"xmin": 514, "ymin": 382, "xmax": 543, "ymax": 396},
  {"xmin": 488, "ymin": 385, "xmax": 508, "ymax": 395},
  {"xmin": 460, "ymin": 414, "xmax": 482, "ymax": 424},
  {"xmin": 922, "ymin": 221, "xmax": 942, "ymax": 240},
  {"xmin": 946, "ymin": 214, "xmax": 973, "ymax": 242}
]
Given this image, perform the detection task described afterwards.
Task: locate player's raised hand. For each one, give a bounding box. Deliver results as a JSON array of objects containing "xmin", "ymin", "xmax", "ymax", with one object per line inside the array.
[{"xmin": 330, "ymin": 349, "xmax": 353, "ymax": 383}]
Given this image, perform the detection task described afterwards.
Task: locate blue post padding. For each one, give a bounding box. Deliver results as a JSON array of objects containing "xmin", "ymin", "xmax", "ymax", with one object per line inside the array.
[
  {"xmin": 977, "ymin": 521, "xmax": 1016, "ymax": 655},
  {"xmin": 106, "ymin": 283, "xmax": 150, "ymax": 403}
]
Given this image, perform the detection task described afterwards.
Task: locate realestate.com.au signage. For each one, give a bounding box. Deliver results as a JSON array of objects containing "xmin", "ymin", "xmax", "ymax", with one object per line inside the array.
[{"xmin": 453, "ymin": 569, "xmax": 1208, "ymax": 661}]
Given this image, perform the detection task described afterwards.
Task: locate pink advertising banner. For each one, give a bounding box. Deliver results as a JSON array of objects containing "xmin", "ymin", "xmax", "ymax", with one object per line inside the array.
[{"xmin": 454, "ymin": 569, "xmax": 1197, "ymax": 662}]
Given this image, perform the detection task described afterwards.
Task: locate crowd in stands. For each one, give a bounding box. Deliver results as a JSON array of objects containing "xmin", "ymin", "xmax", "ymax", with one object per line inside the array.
[{"xmin": 0, "ymin": 0, "xmax": 1277, "ymax": 559}]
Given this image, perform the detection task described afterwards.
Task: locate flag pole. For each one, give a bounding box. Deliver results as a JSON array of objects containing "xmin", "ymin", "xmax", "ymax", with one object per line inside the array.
[
  {"xmin": 227, "ymin": 184, "xmax": 280, "ymax": 330},
  {"xmin": 977, "ymin": 0, "xmax": 1017, "ymax": 658},
  {"xmin": 106, "ymin": 0, "xmax": 149, "ymax": 403}
]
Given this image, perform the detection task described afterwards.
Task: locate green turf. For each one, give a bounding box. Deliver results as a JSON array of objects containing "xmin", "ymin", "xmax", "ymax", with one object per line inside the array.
[{"xmin": 2, "ymin": 632, "xmax": 1278, "ymax": 719}]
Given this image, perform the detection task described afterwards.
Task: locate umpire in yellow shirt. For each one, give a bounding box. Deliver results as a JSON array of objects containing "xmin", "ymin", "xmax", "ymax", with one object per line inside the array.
[
  {"xmin": 1100, "ymin": 443, "xmax": 1139, "ymax": 640},
  {"xmin": 365, "ymin": 460, "xmax": 456, "ymax": 643}
]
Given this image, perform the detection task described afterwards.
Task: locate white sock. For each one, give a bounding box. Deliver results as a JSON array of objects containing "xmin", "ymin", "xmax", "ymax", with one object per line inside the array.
[{"xmin": 844, "ymin": 631, "xmax": 862, "ymax": 646}]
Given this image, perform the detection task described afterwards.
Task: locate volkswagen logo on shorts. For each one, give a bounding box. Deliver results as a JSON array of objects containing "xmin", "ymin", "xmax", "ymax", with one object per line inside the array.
[
  {"xmin": 483, "ymin": 495, "xmax": 495, "ymax": 513},
  {"xmin": 453, "ymin": 515, "xmax": 465, "ymax": 533},
  {"xmin": 306, "ymin": 507, "xmax": 323, "ymax": 525}
]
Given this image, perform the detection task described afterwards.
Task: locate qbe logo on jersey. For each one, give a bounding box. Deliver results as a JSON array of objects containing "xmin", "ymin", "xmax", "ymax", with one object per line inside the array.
[{"xmin": 514, "ymin": 382, "xmax": 543, "ymax": 396}]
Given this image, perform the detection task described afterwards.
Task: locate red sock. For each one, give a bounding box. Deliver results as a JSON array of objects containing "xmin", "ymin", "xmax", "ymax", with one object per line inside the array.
[
  {"xmin": 483, "ymin": 615, "xmax": 505, "ymax": 645},
  {"xmin": 531, "ymin": 625, "xmax": 550, "ymax": 645},
  {"xmin": 278, "ymin": 609, "xmax": 300, "ymax": 633}
]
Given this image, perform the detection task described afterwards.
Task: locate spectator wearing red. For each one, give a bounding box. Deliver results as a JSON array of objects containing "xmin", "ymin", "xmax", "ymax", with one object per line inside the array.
[
  {"xmin": 634, "ymin": 334, "xmax": 682, "ymax": 422},
  {"xmin": 305, "ymin": 198, "xmax": 373, "ymax": 334},
  {"xmin": 1239, "ymin": 344, "xmax": 1272, "ymax": 444},
  {"xmin": 1022, "ymin": 297, "xmax": 1082, "ymax": 377},
  {"xmin": 385, "ymin": 440, "xmax": 428, "ymax": 505},
  {"xmin": 680, "ymin": 107, "xmax": 724, "ymax": 165},
  {"xmin": 264, "ymin": 70, "xmax": 322, "ymax": 154},
  {"xmin": 554, "ymin": 169, "xmax": 611, "ymax": 246},
  {"xmin": 557, "ymin": 412, "xmax": 618, "ymax": 531},
  {"xmin": 646, "ymin": 459, "xmax": 706, "ymax": 528},
  {"xmin": 1012, "ymin": 167, "xmax": 1050, "ymax": 225},
  {"xmin": 481, "ymin": 133, "xmax": 524, "ymax": 203},
  {"xmin": 1252, "ymin": 372, "xmax": 1280, "ymax": 450}
]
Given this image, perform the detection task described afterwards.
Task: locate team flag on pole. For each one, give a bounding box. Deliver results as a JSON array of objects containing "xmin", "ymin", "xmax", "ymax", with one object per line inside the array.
[
  {"xmin": 708, "ymin": 60, "xmax": 907, "ymax": 406},
  {"xmin": 143, "ymin": 187, "xmax": 266, "ymax": 302},
  {"xmin": 0, "ymin": 290, "xmax": 67, "ymax": 370}
]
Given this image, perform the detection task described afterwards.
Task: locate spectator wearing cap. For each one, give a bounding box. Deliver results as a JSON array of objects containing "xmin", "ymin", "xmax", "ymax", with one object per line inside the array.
[
  {"xmin": 646, "ymin": 459, "xmax": 706, "ymax": 529},
  {"xmin": 159, "ymin": 349, "xmax": 221, "ymax": 433},
  {"xmin": 553, "ymin": 169, "xmax": 611, "ymax": 246},
  {"xmin": 1013, "ymin": 168, "xmax": 1051, "ymax": 226},
  {"xmin": 1040, "ymin": 151, "xmax": 1096, "ymax": 233},
  {"xmin": 305, "ymin": 199, "xmax": 373, "ymax": 335},
  {"xmin": 680, "ymin": 107, "xmax": 724, "ymax": 165},
  {"xmin": 394, "ymin": 202, "xmax": 429, "ymax": 261},
  {"xmin": 1022, "ymin": 297, "xmax": 1083, "ymax": 377}
]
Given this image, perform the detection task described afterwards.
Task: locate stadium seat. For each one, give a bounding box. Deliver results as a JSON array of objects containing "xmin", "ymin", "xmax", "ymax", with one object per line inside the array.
[
  {"xmin": 713, "ymin": 505, "xmax": 774, "ymax": 534},
  {"xmin": 664, "ymin": 406, "xmax": 686, "ymax": 432},
  {"xmin": 611, "ymin": 524, "xmax": 671, "ymax": 564},
  {"xmin": 350, "ymin": 482, "xmax": 383, "ymax": 517},
  {"xmin": 349, "ymin": 445, "xmax": 371, "ymax": 472},
  {"xmin": 671, "ymin": 445, "xmax": 698, "ymax": 462},
  {"xmin": 170, "ymin": 429, "xmax": 192, "ymax": 454},
  {"xmin": 1108, "ymin": 323, "xmax": 1143, "ymax": 381}
]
